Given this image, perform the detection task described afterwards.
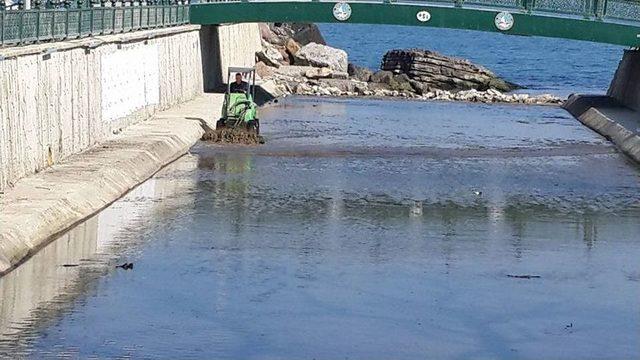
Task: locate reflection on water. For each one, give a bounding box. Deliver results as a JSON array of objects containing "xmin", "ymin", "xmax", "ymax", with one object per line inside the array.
[
  {"xmin": 0, "ymin": 156, "xmax": 199, "ymax": 358},
  {"xmin": 0, "ymin": 98, "xmax": 639, "ymax": 359}
]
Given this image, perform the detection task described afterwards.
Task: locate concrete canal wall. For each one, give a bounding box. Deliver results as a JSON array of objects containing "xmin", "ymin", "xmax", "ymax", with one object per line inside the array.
[
  {"xmin": 564, "ymin": 50, "xmax": 640, "ymax": 164},
  {"xmin": 608, "ymin": 49, "xmax": 640, "ymax": 112},
  {"xmin": 0, "ymin": 23, "xmax": 261, "ymax": 274},
  {"xmin": 0, "ymin": 155, "xmax": 199, "ymax": 337},
  {"xmin": 0, "ymin": 95, "xmax": 220, "ymax": 276},
  {"xmin": 0, "ymin": 23, "xmax": 261, "ymax": 193}
]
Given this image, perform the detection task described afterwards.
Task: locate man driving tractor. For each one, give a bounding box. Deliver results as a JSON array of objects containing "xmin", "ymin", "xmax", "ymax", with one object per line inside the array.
[
  {"xmin": 230, "ymin": 73, "xmax": 249, "ymax": 93},
  {"xmin": 216, "ymin": 67, "xmax": 260, "ymax": 136}
]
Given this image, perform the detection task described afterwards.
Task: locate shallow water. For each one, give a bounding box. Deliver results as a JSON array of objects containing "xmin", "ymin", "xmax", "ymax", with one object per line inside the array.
[{"xmin": 1, "ymin": 97, "xmax": 639, "ymax": 359}]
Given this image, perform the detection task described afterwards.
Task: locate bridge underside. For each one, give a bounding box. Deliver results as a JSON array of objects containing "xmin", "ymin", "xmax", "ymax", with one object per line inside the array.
[{"xmin": 190, "ymin": 2, "xmax": 640, "ymax": 47}]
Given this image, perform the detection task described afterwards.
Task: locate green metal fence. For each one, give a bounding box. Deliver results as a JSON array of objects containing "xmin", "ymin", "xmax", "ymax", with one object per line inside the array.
[{"xmin": 0, "ymin": 5, "xmax": 189, "ymax": 46}]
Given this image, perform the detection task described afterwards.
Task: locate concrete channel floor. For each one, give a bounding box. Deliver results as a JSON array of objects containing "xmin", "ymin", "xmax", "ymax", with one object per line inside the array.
[{"xmin": 0, "ymin": 93, "xmax": 223, "ymax": 275}]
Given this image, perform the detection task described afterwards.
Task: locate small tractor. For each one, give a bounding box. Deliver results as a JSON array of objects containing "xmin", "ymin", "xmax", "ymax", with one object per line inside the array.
[{"xmin": 216, "ymin": 66, "xmax": 260, "ymax": 135}]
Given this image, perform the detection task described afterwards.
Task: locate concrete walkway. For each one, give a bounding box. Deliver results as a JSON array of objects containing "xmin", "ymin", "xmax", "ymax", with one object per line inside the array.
[{"xmin": 0, "ymin": 94, "xmax": 222, "ymax": 275}]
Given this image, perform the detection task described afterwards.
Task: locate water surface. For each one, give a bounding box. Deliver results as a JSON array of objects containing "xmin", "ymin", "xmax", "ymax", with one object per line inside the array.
[{"xmin": 1, "ymin": 97, "xmax": 639, "ymax": 359}]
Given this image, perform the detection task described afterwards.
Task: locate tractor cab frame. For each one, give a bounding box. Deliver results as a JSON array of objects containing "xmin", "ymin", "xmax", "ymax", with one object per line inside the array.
[{"xmin": 216, "ymin": 66, "xmax": 260, "ymax": 134}]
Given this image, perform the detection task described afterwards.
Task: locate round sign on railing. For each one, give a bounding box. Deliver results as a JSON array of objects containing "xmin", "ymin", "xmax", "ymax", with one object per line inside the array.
[
  {"xmin": 333, "ymin": 2, "xmax": 352, "ymax": 21},
  {"xmin": 416, "ymin": 10, "xmax": 431, "ymax": 22},
  {"xmin": 495, "ymin": 11, "xmax": 514, "ymax": 31}
]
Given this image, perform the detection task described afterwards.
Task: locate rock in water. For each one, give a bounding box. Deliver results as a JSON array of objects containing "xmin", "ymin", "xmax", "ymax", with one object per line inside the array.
[
  {"xmin": 293, "ymin": 43, "xmax": 348, "ymax": 72},
  {"xmin": 380, "ymin": 49, "xmax": 519, "ymax": 92}
]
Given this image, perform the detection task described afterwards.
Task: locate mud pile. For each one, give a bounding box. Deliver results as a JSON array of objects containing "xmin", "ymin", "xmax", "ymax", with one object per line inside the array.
[{"xmin": 202, "ymin": 128, "xmax": 265, "ymax": 145}]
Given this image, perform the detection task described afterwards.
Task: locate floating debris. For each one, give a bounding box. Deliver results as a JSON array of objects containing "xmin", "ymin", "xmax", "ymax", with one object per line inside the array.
[
  {"xmin": 507, "ymin": 274, "xmax": 541, "ymax": 279},
  {"xmin": 116, "ymin": 262, "xmax": 134, "ymax": 270},
  {"xmin": 410, "ymin": 200, "xmax": 423, "ymax": 216}
]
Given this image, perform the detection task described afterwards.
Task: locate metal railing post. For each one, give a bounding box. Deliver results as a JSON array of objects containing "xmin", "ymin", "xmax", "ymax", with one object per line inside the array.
[
  {"xmin": 1, "ymin": 10, "xmax": 4, "ymax": 47},
  {"xmin": 36, "ymin": 8, "xmax": 40, "ymax": 41},
  {"xmin": 594, "ymin": 0, "xmax": 607, "ymax": 19},
  {"xmin": 101, "ymin": 4, "xmax": 105, "ymax": 34},
  {"xmin": 78, "ymin": 8, "xmax": 82, "ymax": 37},
  {"xmin": 65, "ymin": 7, "xmax": 69, "ymax": 40},
  {"xmin": 18, "ymin": 10, "xmax": 23, "ymax": 43},
  {"xmin": 51, "ymin": 8, "xmax": 55, "ymax": 39}
]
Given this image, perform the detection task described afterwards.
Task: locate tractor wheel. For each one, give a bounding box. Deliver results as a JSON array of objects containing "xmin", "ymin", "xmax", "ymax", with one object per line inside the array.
[{"xmin": 216, "ymin": 119, "xmax": 226, "ymax": 129}]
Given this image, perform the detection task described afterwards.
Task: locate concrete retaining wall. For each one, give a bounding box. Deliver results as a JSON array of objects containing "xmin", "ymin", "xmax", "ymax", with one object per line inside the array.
[
  {"xmin": 608, "ymin": 49, "xmax": 640, "ymax": 112},
  {"xmin": 0, "ymin": 112, "xmax": 205, "ymax": 275},
  {"xmin": 564, "ymin": 95, "xmax": 640, "ymax": 163},
  {"xmin": 0, "ymin": 23, "xmax": 263, "ymax": 192},
  {"xmin": 0, "ymin": 26, "xmax": 205, "ymax": 192}
]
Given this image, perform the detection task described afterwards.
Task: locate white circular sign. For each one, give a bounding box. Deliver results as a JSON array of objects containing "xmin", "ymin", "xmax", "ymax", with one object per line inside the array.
[
  {"xmin": 495, "ymin": 11, "xmax": 514, "ymax": 31},
  {"xmin": 333, "ymin": 2, "xmax": 352, "ymax": 21},
  {"xmin": 416, "ymin": 10, "xmax": 431, "ymax": 22}
]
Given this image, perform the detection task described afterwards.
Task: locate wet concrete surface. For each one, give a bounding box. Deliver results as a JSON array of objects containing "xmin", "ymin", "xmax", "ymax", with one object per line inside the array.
[{"xmin": 0, "ymin": 97, "xmax": 639, "ymax": 359}]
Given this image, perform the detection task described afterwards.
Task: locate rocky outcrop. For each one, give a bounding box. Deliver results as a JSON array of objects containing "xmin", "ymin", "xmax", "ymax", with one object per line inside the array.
[
  {"xmin": 256, "ymin": 44, "xmax": 284, "ymax": 68},
  {"xmin": 292, "ymin": 42, "xmax": 348, "ymax": 72},
  {"xmin": 381, "ymin": 49, "xmax": 518, "ymax": 93},
  {"xmin": 256, "ymin": 24, "xmax": 560, "ymax": 106}
]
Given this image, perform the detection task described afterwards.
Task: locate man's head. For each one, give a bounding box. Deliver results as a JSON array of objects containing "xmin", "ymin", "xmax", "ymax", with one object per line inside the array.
[{"xmin": 235, "ymin": 73, "xmax": 243, "ymax": 84}]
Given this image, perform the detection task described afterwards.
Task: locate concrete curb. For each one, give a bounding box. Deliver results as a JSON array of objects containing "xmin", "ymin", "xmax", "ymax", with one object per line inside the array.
[
  {"xmin": 0, "ymin": 117, "xmax": 204, "ymax": 275},
  {"xmin": 564, "ymin": 94, "xmax": 640, "ymax": 163}
]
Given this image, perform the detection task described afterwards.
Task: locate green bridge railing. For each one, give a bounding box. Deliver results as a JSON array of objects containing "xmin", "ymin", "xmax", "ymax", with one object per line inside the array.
[
  {"xmin": 2, "ymin": 0, "xmax": 640, "ymax": 47},
  {"xmin": 0, "ymin": 3, "xmax": 189, "ymax": 46},
  {"xmin": 195, "ymin": 0, "xmax": 640, "ymax": 24}
]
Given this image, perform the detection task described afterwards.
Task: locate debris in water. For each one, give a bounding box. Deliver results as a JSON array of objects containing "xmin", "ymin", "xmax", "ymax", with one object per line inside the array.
[
  {"xmin": 507, "ymin": 274, "xmax": 541, "ymax": 279},
  {"xmin": 116, "ymin": 262, "xmax": 134, "ymax": 270},
  {"xmin": 409, "ymin": 200, "xmax": 423, "ymax": 216},
  {"xmin": 202, "ymin": 127, "xmax": 265, "ymax": 145}
]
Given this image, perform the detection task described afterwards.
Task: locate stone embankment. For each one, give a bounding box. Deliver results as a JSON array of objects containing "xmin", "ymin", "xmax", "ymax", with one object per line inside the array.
[{"xmin": 255, "ymin": 23, "xmax": 562, "ymax": 106}]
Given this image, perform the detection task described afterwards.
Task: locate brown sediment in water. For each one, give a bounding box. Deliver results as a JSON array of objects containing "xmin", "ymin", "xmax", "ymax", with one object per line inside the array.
[{"xmin": 202, "ymin": 128, "xmax": 264, "ymax": 145}]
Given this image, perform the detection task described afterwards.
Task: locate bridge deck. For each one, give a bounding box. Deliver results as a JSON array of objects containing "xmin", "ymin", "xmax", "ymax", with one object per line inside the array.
[{"xmin": 190, "ymin": 0, "xmax": 640, "ymax": 46}]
